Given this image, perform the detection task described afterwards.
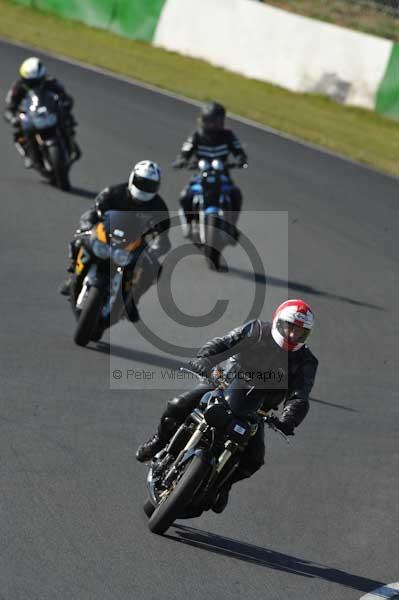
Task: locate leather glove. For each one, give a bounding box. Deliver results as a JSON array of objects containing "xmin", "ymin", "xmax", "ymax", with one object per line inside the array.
[
  {"xmin": 235, "ymin": 155, "xmax": 248, "ymax": 168},
  {"xmin": 188, "ymin": 358, "xmax": 212, "ymax": 378},
  {"xmin": 268, "ymin": 416, "xmax": 295, "ymax": 436}
]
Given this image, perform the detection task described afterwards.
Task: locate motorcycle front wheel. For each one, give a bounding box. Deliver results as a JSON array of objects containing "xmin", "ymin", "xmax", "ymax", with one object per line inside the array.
[
  {"xmin": 148, "ymin": 453, "xmax": 209, "ymax": 535},
  {"xmin": 47, "ymin": 143, "xmax": 70, "ymax": 191},
  {"xmin": 204, "ymin": 213, "xmax": 223, "ymax": 270},
  {"xmin": 74, "ymin": 286, "xmax": 103, "ymax": 347}
]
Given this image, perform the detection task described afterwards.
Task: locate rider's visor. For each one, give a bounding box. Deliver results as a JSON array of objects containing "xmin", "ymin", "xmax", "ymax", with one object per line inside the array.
[
  {"xmin": 132, "ymin": 174, "xmax": 159, "ymax": 194},
  {"xmin": 276, "ymin": 319, "xmax": 310, "ymax": 344}
]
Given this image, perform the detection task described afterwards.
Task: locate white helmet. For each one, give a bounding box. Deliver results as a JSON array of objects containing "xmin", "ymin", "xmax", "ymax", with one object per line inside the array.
[
  {"xmin": 19, "ymin": 57, "xmax": 47, "ymax": 84},
  {"xmin": 271, "ymin": 299, "xmax": 314, "ymax": 352},
  {"xmin": 128, "ymin": 160, "xmax": 161, "ymax": 202}
]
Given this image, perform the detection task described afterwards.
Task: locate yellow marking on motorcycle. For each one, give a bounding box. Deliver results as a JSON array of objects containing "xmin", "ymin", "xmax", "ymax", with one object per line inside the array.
[
  {"xmin": 75, "ymin": 247, "xmax": 85, "ymax": 274},
  {"xmin": 126, "ymin": 238, "xmax": 142, "ymax": 251},
  {"xmin": 96, "ymin": 222, "xmax": 107, "ymax": 243}
]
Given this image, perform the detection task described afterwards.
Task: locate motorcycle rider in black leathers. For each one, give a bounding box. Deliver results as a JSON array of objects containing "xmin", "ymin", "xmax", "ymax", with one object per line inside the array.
[
  {"xmin": 136, "ymin": 299, "xmax": 318, "ymax": 513},
  {"xmin": 173, "ymin": 101, "xmax": 247, "ymax": 240},
  {"xmin": 60, "ymin": 160, "xmax": 171, "ymax": 323},
  {"xmin": 4, "ymin": 57, "xmax": 81, "ymax": 169}
]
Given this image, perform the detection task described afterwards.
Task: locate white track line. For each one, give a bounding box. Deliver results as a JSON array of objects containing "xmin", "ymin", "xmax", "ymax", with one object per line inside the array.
[
  {"xmin": 1, "ymin": 35, "xmax": 397, "ymax": 180},
  {"xmin": 360, "ymin": 582, "xmax": 399, "ymax": 599}
]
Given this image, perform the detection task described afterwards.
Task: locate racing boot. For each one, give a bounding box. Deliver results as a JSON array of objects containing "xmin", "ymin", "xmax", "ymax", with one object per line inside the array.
[
  {"xmin": 59, "ymin": 278, "xmax": 72, "ymax": 296},
  {"xmin": 70, "ymin": 138, "xmax": 82, "ymax": 162},
  {"xmin": 59, "ymin": 256, "xmax": 75, "ymax": 296},
  {"xmin": 212, "ymin": 483, "xmax": 232, "ymax": 514},
  {"xmin": 136, "ymin": 417, "xmax": 179, "ymax": 463},
  {"xmin": 178, "ymin": 208, "xmax": 192, "ymax": 239},
  {"xmin": 230, "ymin": 224, "xmax": 240, "ymax": 246},
  {"xmin": 212, "ymin": 464, "xmax": 252, "ymax": 513},
  {"xmin": 136, "ymin": 434, "xmax": 164, "ymax": 463},
  {"xmin": 125, "ymin": 299, "xmax": 140, "ymax": 323},
  {"xmin": 15, "ymin": 141, "xmax": 33, "ymax": 169}
]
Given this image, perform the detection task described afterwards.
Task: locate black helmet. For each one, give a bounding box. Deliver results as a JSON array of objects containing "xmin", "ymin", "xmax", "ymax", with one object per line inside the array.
[{"xmin": 200, "ymin": 101, "xmax": 226, "ymax": 133}]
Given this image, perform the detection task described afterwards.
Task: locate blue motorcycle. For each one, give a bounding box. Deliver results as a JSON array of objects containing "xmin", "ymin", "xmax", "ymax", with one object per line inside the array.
[{"xmin": 179, "ymin": 159, "xmax": 242, "ymax": 270}]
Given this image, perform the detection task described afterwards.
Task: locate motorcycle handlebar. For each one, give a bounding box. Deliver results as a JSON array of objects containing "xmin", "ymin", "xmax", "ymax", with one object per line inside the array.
[
  {"xmin": 179, "ymin": 366, "xmax": 226, "ymax": 386},
  {"xmin": 179, "ymin": 368, "xmax": 290, "ymax": 443}
]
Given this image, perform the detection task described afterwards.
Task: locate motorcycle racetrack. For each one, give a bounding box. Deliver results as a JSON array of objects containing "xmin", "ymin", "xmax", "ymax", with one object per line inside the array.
[{"xmin": 1, "ymin": 39, "xmax": 398, "ymax": 600}]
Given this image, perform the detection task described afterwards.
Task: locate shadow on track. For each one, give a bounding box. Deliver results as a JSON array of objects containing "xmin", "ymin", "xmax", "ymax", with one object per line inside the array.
[
  {"xmin": 91, "ymin": 342, "xmax": 183, "ymax": 370},
  {"xmin": 37, "ymin": 180, "xmax": 98, "ymax": 199},
  {"xmin": 310, "ymin": 397, "xmax": 358, "ymax": 413},
  {"xmin": 169, "ymin": 525, "xmax": 383, "ymax": 594},
  {"xmin": 227, "ymin": 267, "xmax": 385, "ymax": 312},
  {"xmin": 69, "ymin": 186, "xmax": 98, "ymax": 199}
]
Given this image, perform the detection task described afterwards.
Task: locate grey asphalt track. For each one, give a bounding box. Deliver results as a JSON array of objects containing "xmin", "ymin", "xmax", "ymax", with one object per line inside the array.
[{"xmin": 0, "ymin": 39, "xmax": 398, "ymax": 600}]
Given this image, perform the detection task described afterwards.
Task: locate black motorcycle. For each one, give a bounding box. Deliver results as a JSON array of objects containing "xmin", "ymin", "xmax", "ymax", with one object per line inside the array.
[
  {"xmin": 178, "ymin": 159, "xmax": 245, "ymax": 270},
  {"xmin": 71, "ymin": 210, "xmax": 156, "ymax": 347},
  {"xmin": 143, "ymin": 368, "xmax": 288, "ymax": 535},
  {"xmin": 17, "ymin": 89, "xmax": 72, "ymax": 190}
]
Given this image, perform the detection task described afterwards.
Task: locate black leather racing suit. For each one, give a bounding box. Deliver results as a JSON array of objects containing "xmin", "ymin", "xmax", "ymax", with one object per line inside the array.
[
  {"xmin": 4, "ymin": 77, "xmax": 80, "ymax": 159},
  {"xmin": 177, "ymin": 128, "xmax": 247, "ymax": 224},
  {"xmin": 72, "ymin": 183, "xmax": 171, "ymax": 309},
  {"xmin": 157, "ymin": 319, "xmax": 318, "ymax": 482}
]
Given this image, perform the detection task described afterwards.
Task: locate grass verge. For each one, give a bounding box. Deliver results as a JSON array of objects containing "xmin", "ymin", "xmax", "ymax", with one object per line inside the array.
[
  {"xmin": 264, "ymin": 0, "xmax": 399, "ymax": 41},
  {"xmin": 1, "ymin": 0, "xmax": 398, "ymax": 176}
]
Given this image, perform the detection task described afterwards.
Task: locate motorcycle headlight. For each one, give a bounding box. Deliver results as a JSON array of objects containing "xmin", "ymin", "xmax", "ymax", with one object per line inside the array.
[
  {"xmin": 92, "ymin": 239, "xmax": 111, "ymax": 260},
  {"xmin": 33, "ymin": 113, "xmax": 57, "ymax": 129},
  {"xmin": 204, "ymin": 403, "xmax": 231, "ymax": 429},
  {"xmin": 112, "ymin": 248, "xmax": 131, "ymax": 266}
]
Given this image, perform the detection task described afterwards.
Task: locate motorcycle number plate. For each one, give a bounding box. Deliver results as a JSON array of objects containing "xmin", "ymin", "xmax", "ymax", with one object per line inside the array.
[{"xmin": 233, "ymin": 424, "xmax": 246, "ymax": 435}]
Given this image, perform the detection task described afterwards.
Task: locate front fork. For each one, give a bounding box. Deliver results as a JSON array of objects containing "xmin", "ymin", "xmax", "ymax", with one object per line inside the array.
[
  {"xmin": 76, "ymin": 264, "xmax": 123, "ymax": 320},
  {"xmin": 162, "ymin": 418, "xmax": 238, "ymax": 491},
  {"xmin": 76, "ymin": 264, "xmax": 98, "ymax": 309},
  {"xmin": 102, "ymin": 267, "xmax": 123, "ymax": 319}
]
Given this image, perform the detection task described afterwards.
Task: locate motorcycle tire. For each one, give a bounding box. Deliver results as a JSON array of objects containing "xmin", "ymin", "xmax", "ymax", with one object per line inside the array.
[
  {"xmin": 48, "ymin": 143, "xmax": 71, "ymax": 192},
  {"xmin": 90, "ymin": 326, "xmax": 104, "ymax": 343},
  {"xmin": 204, "ymin": 214, "xmax": 222, "ymax": 270},
  {"xmin": 148, "ymin": 453, "xmax": 209, "ymax": 535},
  {"xmin": 74, "ymin": 286, "xmax": 103, "ymax": 347},
  {"xmin": 143, "ymin": 500, "xmax": 156, "ymax": 518}
]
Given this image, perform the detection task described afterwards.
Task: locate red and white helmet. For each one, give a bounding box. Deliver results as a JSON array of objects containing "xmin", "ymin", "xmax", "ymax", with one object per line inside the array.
[{"xmin": 271, "ymin": 299, "xmax": 314, "ymax": 352}]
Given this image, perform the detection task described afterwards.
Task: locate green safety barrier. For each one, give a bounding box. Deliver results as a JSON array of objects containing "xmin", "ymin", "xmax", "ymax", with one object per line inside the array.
[
  {"xmin": 12, "ymin": 0, "xmax": 166, "ymax": 41},
  {"xmin": 376, "ymin": 43, "xmax": 399, "ymax": 119}
]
